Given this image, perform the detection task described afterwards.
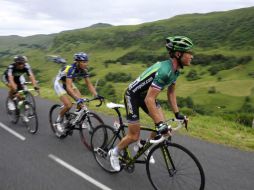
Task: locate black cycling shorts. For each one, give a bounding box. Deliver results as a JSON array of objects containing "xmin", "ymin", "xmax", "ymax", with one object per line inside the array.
[{"xmin": 124, "ymin": 90, "xmax": 160, "ymax": 123}]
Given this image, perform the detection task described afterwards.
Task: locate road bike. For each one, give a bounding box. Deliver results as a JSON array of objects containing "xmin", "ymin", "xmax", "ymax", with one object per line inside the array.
[
  {"xmin": 5, "ymin": 85, "xmax": 39, "ymax": 134},
  {"xmin": 91, "ymin": 102, "xmax": 205, "ymax": 190},
  {"xmin": 49, "ymin": 97, "xmax": 104, "ymax": 150}
]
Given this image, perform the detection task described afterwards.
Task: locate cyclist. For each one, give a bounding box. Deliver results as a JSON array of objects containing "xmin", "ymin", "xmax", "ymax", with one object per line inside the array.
[
  {"xmin": 109, "ymin": 36, "xmax": 194, "ymax": 171},
  {"xmin": 2, "ymin": 55, "xmax": 39, "ymax": 119},
  {"xmin": 53, "ymin": 52, "xmax": 103, "ymax": 136}
]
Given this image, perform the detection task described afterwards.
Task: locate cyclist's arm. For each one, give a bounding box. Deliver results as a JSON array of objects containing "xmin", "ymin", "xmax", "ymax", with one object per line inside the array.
[
  {"xmin": 167, "ymin": 84, "xmax": 179, "ymax": 114},
  {"xmin": 28, "ymin": 73, "xmax": 38, "ymax": 88},
  {"xmin": 66, "ymin": 78, "xmax": 81, "ymax": 100},
  {"xmin": 7, "ymin": 75, "xmax": 17, "ymax": 91},
  {"xmin": 83, "ymin": 77, "xmax": 97, "ymax": 96},
  {"xmin": 145, "ymin": 86, "xmax": 164, "ymax": 124}
]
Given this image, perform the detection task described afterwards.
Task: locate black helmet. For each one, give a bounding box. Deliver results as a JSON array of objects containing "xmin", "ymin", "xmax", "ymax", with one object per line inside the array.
[{"xmin": 14, "ymin": 55, "xmax": 27, "ymax": 64}]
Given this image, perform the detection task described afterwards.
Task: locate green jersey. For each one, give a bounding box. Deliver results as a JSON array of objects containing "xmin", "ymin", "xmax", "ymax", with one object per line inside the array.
[{"xmin": 128, "ymin": 60, "xmax": 180, "ymax": 94}]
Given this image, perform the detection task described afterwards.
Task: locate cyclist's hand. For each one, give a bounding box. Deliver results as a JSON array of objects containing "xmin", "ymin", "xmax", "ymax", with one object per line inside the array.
[
  {"xmin": 34, "ymin": 86, "xmax": 40, "ymax": 94},
  {"xmin": 76, "ymin": 98, "xmax": 85, "ymax": 105},
  {"xmin": 95, "ymin": 94, "xmax": 104, "ymax": 100},
  {"xmin": 174, "ymin": 112, "xmax": 186, "ymax": 120},
  {"xmin": 156, "ymin": 122, "xmax": 171, "ymax": 135},
  {"xmin": 34, "ymin": 86, "xmax": 40, "ymax": 91}
]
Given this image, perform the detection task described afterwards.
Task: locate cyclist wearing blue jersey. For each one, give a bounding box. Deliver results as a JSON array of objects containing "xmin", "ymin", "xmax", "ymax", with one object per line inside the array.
[
  {"xmin": 53, "ymin": 52, "xmax": 103, "ymax": 134},
  {"xmin": 109, "ymin": 36, "xmax": 194, "ymax": 171}
]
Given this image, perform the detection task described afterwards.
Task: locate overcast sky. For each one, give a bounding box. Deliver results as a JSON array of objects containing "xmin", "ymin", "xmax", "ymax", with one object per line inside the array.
[{"xmin": 0, "ymin": 0, "xmax": 253, "ymax": 36}]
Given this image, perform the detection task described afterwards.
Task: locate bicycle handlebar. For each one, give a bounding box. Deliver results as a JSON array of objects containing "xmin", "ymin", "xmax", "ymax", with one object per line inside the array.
[
  {"xmin": 150, "ymin": 118, "xmax": 188, "ymax": 144},
  {"xmin": 74, "ymin": 97, "xmax": 104, "ymax": 107},
  {"xmin": 17, "ymin": 88, "xmax": 40, "ymax": 96}
]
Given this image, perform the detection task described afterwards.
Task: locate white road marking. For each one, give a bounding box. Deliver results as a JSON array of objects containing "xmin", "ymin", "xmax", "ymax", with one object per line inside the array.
[
  {"xmin": 0, "ymin": 122, "xmax": 26, "ymax": 141},
  {"xmin": 48, "ymin": 154, "xmax": 112, "ymax": 190}
]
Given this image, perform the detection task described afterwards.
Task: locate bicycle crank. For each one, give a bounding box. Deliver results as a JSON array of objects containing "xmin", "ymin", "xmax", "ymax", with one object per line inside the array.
[{"xmin": 124, "ymin": 163, "xmax": 135, "ymax": 173}]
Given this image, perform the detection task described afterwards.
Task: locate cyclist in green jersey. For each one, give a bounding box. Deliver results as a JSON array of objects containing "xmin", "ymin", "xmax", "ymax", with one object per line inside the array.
[{"xmin": 109, "ymin": 36, "xmax": 194, "ymax": 171}]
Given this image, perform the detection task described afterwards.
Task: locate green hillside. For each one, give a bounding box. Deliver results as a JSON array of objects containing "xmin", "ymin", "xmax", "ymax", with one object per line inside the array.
[{"xmin": 0, "ymin": 6, "xmax": 254, "ymax": 150}]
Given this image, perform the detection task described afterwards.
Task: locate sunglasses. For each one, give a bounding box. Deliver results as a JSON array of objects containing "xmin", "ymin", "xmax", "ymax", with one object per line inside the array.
[{"xmin": 16, "ymin": 62, "xmax": 25, "ymax": 65}]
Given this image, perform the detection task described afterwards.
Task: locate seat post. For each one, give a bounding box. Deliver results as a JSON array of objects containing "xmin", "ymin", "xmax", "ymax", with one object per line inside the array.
[{"xmin": 114, "ymin": 108, "xmax": 124, "ymax": 125}]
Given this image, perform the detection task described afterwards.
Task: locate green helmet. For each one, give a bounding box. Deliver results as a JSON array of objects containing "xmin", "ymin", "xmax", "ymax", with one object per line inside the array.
[{"xmin": 166, "ymin": 36, "xmax": 193, "ymax": 52}]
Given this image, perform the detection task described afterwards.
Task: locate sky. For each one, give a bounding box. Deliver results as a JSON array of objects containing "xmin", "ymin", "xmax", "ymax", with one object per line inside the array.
[{"xmin": 0, "ymin": 0, "xmax": 253, "ymax": 37}]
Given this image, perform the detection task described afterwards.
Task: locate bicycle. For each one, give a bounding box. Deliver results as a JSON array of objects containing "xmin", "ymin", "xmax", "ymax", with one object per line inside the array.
[
  {"xmin": 91, "ymin": 102, "xmax": 205, "ymax": 190},
  {"xmin": 49, "ymin": 97, "xmax": 104, "ymax": 150},
  {"xmin": 5, "ymin": 86, "xmax": 39, "ymax": 134}
]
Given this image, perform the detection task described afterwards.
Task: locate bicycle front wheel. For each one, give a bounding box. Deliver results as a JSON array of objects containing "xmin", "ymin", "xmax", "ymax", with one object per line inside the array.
[
  {"xmin": 23, "ymin": 102, "xmax": 38, "ymax": 134},
  {"xmin": 79, "ymin": 112, "xmax": 104, "ymax": 150},
  {"xmin": 146, "ymin": 142, "xmax": 205, "ymax": 190},
  {"xmin": 25, "ymin": 91, "xmax": 36, "ymax": 109},
  {"xmin": 91, "ymin": 124, "xmax": 121, "ymax": 173}
]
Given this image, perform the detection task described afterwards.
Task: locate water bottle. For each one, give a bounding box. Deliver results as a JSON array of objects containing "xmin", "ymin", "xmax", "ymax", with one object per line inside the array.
[
  {"xmin": 18, "ymin": 100, "xmax": 24, "ymax": 110},
  {"xmin": 134, "ymin": 139, "xmax": 146, "ymax": 152}
]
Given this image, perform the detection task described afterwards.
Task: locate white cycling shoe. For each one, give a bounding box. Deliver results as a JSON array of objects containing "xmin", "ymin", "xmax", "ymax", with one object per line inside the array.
[
  {"xmin": 8, "ymin": 101, "xmax": 16, "ymax": 111},
  {"xmin": 108, "ymin": 149, "xmax": 121, "ymax": 171}
]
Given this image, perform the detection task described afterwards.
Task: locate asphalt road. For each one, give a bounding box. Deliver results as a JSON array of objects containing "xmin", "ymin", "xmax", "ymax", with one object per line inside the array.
[{"xmin": 0, "ymin": 88, "xmax": 254, "ymax": 190}]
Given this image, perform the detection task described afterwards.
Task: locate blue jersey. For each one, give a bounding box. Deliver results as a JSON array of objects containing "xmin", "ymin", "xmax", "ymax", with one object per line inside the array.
[{"xmin": 55, "ymin": 63, "xmax": 89, "ymax": 82}]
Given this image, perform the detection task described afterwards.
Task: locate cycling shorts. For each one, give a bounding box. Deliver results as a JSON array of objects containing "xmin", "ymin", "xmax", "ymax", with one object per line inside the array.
[
  {"xmin": 54, "ymin": 79, "xmax": 77, "ymax": 97},
  {"xmin": 124, "ymin": 90, "xmax": 160, "ymax": 123}
]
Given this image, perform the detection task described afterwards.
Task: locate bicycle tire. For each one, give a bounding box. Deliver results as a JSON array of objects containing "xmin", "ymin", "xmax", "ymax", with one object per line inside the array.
[
  {"xmin": 23, "ymin": 102, "xmax": 38, "ymax": 134},
  {"xmin": 5, "ymin": 97, "xmax": 19, "ymax": 124},
  {"xmin": 146, "ymin": 142, "xmax": 205, "ymax": 190},
  {"xmin": 79, "ymin": 112, "xmax": 104, "ymax": 151},
  {"xmin": 25, "ymin": 91, "xmax": 36, "ymax": 109},
  {"xmin": 91, "ymin": 124, "xmax": 121, "ymax": 173},
  {"xmin": 49, "ymin": 104, "xmax": 68, "ymax": 139}
]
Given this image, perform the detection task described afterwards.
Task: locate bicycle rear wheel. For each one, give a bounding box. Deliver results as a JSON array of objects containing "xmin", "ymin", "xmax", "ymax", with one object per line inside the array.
[
  {"xmin": 79, "ymin": 112, "xmax": 104, "ymax": 150},
  {"xmin": 146, "ymin": 142, "xmax": 205, "ymax": 190},
  {"xmin": 5, "ymin": 97, "xmax": 19, "ymax": 124},
  {"xmin": 23, "ymin": 102, "xmax": 38, "ymax": 134},
  {"xmin": 49, "ymin": 104, "xmax": 68, "ymax": 138},
  {"xmin": 91, "ymin": 124, "xmax": 121, "ymax": 173}
]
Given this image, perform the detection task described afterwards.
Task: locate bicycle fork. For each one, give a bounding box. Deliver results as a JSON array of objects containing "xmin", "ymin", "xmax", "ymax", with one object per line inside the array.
[{"xmin": 161, "ymin": 142, "xmax": 177, "ymax": 177}]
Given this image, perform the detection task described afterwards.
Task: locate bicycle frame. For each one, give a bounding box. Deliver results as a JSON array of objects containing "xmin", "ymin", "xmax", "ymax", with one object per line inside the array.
[
  {"xmin": 107, "ymin": 106, "xmax": 158, "ymax": 166},
  {"xmin": 105, "ymin": 103, "xmax": 187, "ymax": 168}
]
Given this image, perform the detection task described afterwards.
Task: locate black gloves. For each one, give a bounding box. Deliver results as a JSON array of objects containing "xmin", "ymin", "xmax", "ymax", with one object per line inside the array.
[{"xmin": 175, "ymin": 112, "xmax": 185, "ymax": 120}]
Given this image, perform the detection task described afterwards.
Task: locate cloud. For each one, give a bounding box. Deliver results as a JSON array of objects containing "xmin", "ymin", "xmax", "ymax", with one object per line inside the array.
[{"xmin": 1, "ymin": 0, "xmax": 253, "ymax": 36}]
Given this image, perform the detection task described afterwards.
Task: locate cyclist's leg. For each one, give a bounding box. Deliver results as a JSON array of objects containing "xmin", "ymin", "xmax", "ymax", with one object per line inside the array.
[
  {"xmin": 118, "ymin": 90, "xmax": 141, "ymax": 149},
  {"xmin": 109, "ymin": 90, "xmax": 141, "ymax": 171},
  {"xmin": 117, "ymin": 122, "xmax": 141, "ymax": 149},
  {"xmin": 54, "ymin": 80, "xmax": 72, "ymax": 120},
  {"xmin": 142, "ymin": 100, "xmax": 164, "ymax": 139},
  {"xmin": 4, "ymin": 76, "xmax": 16, "ymax": 110}
]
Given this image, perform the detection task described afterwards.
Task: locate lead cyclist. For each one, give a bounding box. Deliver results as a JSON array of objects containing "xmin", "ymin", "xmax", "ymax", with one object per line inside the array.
[{"xmin": 109, "ymin": 36, "xmax": 194, "ymax": 171}]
